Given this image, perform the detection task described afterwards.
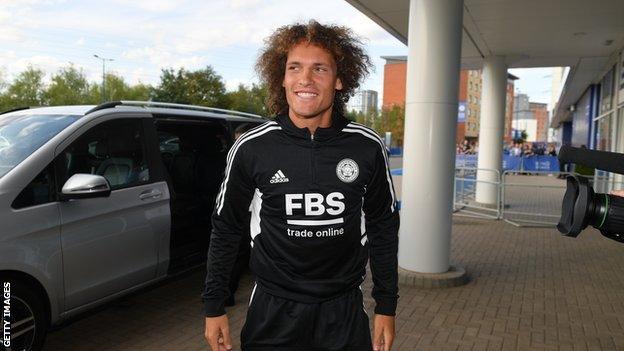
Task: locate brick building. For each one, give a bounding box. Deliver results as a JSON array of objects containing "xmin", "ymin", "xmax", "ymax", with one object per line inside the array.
[{"xmin": 531, "ymin": 102, "xmax": 549, "ymax": 142}]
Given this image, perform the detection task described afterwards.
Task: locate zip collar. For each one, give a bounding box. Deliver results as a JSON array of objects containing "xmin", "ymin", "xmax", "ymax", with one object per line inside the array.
[{"xmin": 275, "ymin": 111, "xmax": 349, "ymax": 142}]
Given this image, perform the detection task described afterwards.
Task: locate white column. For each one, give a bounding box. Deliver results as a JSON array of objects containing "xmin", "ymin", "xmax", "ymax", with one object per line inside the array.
[
  {"xmin": 475, "ymin": 56, "xmax": 507, "ymax": 204},
  {"xmin": 398, "ymin": 0, "xmax": 463, "ymax": 274}
]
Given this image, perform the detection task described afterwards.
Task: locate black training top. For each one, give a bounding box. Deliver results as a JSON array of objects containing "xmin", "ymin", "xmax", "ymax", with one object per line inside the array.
[{"xmin": 202, "ymin": 113, "xmax": 400, "ymax": 317}]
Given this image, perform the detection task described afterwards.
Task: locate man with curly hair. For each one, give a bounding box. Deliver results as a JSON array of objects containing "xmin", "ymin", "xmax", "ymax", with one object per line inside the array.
[{"xmin": 203, "ymin": 20, "xmax": 399, "ymax": 351}]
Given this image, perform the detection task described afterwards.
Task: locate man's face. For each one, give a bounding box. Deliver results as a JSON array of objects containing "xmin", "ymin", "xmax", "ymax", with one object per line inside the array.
[{"xmin": 282, "ymin": 42, "xmax": 343, "ymax": 120}]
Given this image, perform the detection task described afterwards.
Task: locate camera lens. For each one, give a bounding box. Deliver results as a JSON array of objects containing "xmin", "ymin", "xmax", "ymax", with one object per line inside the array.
[{"xmin": 558, "ymin": 175, "xmax": 624, "ymax": 243}]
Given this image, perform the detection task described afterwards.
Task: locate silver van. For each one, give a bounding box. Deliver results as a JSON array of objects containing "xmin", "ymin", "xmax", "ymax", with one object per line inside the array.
[{"xmin": 0, "ymin": 101, "xmax": 264, "ymax": 351}]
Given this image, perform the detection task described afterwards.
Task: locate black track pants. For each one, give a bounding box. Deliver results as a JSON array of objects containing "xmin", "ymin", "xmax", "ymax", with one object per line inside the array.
[{"xmin": 240, "ymin": 284, "xmax": 373, "ymax": 350}]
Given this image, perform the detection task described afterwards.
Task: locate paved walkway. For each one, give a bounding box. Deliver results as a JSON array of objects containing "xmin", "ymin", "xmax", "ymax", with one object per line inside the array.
[{"xmin": 43, "ymin": 212, "xmax": 624, "ymax": 350}]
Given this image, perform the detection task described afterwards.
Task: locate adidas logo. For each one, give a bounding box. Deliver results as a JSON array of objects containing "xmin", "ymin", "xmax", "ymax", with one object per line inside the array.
[{"xmin": 270, "ymin": 170, "xmax": 290, "ymax": 184}]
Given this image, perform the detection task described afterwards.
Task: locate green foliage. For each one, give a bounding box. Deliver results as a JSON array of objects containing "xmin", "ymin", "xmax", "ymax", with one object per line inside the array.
[
  {"xmin": 226, "ymin": 83, "xmax": 268, "ymax": 116},
  {"xmin": 513, "ymin": 130, "xmax": 528, "ymax": 143},
  {"xmin": 0, "ymin": 65, "xmax": 267, "ymax": 116},
  {"xmin": 344, "ymin": 109, "xmax": 358, "ymax": 122},
  {"xmin": 345, "ymin": 109, "xmax": 379, "ymax": 128},
  {"xmin": 90, "ymin": 74, "xmax": 151, "ymax": 102},
  {"xmin": 151, "ymin": 66, "xmax": 229, "ymax": 108},
  {"xmin": 374, "ymin": 104, "xmax": 404, "ymax": 147},
  {"xmin": 0, "ymin": 66, "xmax": 46, "ymax": 112},
  {"xmin": 45, "ymin": 65, "xmax": 92, "ymax": 105}
]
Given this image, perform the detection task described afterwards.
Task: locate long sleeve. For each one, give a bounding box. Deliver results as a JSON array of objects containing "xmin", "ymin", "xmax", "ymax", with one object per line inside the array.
[
  {"xmin": 202, "ymin": 143, "xmax": 255, "ymax": 317},
  {"xmin": 364, "ymin": 147, "xmax": 400, "ymax": 316}
]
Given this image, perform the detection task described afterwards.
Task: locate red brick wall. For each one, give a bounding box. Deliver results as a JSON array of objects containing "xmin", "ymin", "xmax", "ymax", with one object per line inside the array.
[
  {"xmin": 505, "ymin": 81, "xmax": 515, "ymax": 143},
  {"xmin": 383, "ymin": 61, "xmax": 469, "ymax": 143},
  {"xmin": 531, "ymin": 102, "xmax": 548, "ymax": 142},
  {"xmin": 382, "ymin": 62, "xmax": 407, "ymax": 109},
  {"xmin": 458, "ymin": 70, "xmax": 468, "ymax": 101}
]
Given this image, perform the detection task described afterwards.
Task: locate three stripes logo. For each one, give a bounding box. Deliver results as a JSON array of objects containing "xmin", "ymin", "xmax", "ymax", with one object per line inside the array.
[{"xmin": 270, "ymin": 170, "xmax": 290, "ymax": 184}]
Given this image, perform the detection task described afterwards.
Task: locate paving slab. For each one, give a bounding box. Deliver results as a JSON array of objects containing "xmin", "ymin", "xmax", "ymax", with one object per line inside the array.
[
  {"xmin": 43, "ymin": 173, "xmax": 624, "ymax": 350},
  {"xmin": 43, "ymin": 215, "xmax": 624, "ymax": 350}
]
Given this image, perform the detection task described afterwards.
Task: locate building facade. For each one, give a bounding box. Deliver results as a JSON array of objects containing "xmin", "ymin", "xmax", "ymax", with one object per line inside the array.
[
  {"xmin": 531, "ymin": 102, "xmax": 549, "ymax": 142},
  {"xmin": 347, "ymin": 89, "xmax": 378, "ymax": 115},
  {"xmin": 382, "ymin": 56, "xmax": 516, "ymax": 144}
]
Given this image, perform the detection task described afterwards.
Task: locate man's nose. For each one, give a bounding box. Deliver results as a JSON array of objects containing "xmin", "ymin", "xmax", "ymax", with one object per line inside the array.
[{"xmin": 298, "ymin": 68, "xmax": 313, "ymax": 86}]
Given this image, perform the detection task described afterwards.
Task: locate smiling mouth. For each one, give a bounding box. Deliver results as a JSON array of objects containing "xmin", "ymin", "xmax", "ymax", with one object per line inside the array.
[{"xmin": 296, "ymin": 92, "xmax": 318, "ymax": 98}]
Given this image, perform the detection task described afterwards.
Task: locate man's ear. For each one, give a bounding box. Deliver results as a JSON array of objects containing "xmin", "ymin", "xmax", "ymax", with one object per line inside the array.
[{"xmin": 335, "ymin": 77, "xmax": 343, "ymax": 91}]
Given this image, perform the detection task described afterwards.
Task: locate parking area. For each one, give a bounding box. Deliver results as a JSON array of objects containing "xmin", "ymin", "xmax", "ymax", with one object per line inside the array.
[{"xmin": 43, "ymin": 211, "xmax": 624, "ymax": 350}]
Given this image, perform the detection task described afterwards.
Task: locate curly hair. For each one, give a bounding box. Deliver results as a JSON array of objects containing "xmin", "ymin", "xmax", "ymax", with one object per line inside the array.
[{"xmin": 256, "ymin": 20, "xmax": 372, "ymax": 117}]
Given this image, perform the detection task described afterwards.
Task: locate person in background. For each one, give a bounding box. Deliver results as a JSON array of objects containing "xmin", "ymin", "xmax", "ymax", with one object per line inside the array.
[{"xmin": 547, "ymin": 144, "xmax": 557, "ymax": 156}]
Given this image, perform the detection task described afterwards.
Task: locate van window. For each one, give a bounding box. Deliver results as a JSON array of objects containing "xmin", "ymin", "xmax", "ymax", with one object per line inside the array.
[
  {"xmin": 58, "ymin": 119, "xmax": 150, "ymax": 190},
  {"xmin": 11, "ymin": 166, "xmax": 55, "ymax": 209},
  {"xmin": 0, "ymin": 114, "xmax": 80, "ymax": 179}
]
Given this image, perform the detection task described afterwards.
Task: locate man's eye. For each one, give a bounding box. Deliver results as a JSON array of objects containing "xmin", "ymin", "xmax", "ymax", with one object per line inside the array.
[
  {"xmin": 288, "ymin": 66, "xmax": 299, "ymax": 71},
  {"xmin": 316, "ymin": 67, "xmax": 327, "ymax": 72}
]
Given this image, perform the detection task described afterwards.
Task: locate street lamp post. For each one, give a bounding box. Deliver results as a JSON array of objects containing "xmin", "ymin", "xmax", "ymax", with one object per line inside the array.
[{"xmin": 93, "ymin": 54, "xmax": 114, "ymax": 103}]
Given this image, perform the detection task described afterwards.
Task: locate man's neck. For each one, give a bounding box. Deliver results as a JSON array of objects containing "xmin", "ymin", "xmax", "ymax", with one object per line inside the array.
[{"xmin": 288, "ymin": 108, "xmax": 333, "ymax": 135}]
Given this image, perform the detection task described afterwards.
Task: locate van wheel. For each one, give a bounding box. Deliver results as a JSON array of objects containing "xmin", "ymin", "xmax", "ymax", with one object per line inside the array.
[{"xmin": 2, "ymin": 280, "xmax": 48, "ymax": 351}]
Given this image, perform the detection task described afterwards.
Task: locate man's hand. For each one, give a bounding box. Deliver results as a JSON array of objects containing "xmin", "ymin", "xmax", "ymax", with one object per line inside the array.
[
  {"xmin": 372, "ymin": 314, "xmax": 395, "ymax": 351},
  {"xmin": 205, "ymin": 315, "xmax": 233, "ymax": 351}
]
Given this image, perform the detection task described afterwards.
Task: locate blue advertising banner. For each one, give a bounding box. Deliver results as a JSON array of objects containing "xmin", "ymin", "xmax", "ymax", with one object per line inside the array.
[
  {"xmin": 503, "ymin": 155, "xmax": 522, "ymax": 171},
  {"xmin": 455, "ymin": 154, "xmax": 477, "ymax": 168},
  {"xmin": 391, "ymin": 155, "xmax": 559, "ymax": 176},
  {"xmin": 456, "ymin": 155, "xmax": 559, "ymax": 171},
  {"xmin": 537, "ymin": 156, "xmax": 559, "ymax": 171},
  {"xmin": 522, "ymin": 156, "xmax": 538, "ymax": 171},
  {"xmin": 512, "ymin": 156, "xmax": 559, "ymax": 172}
]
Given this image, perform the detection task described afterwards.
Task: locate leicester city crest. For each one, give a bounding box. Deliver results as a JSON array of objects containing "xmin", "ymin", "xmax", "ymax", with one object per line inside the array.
[{"xmin": 336, "ymin": 158, "xmax": 359, "ymax": 183}]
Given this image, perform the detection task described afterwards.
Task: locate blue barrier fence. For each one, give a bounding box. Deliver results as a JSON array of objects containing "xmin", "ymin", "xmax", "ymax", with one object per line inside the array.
[
  {"xmin": 390, "ymin": 155, "xmax": 560, "ymax": 176},
  {"xmin": 389, "ymin": 147, "xmax": 403, "ymax": 156},
  {"xmin": 455, "ymin": 155, "xmax": 560, "ymax": 172}
]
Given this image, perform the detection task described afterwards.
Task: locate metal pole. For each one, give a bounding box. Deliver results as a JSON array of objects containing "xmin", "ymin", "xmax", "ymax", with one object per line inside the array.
[
  {"xmin": 102, "ymin": 59, "xmax": 105, "ymax": 102},
  {"xmin": 93, "ymin": 54, "xmax": 114, "ymax": 103}
]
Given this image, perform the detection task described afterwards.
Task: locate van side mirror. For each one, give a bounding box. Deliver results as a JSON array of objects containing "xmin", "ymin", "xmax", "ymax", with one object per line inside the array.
[{"xmin": 60, "ymin": 174, "xmax": 111, "ymax": 201}]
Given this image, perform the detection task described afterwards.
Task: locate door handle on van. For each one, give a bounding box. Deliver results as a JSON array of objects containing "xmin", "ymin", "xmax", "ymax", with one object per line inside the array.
[{"xmin": 139, "ymin": 189, "xmax": 163, "ymax": 200}]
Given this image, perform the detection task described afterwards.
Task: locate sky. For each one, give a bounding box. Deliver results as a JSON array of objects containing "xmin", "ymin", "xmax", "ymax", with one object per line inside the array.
[{"xmin": 0, "ymin": 0, "xmax": 555, "ymax": 107}]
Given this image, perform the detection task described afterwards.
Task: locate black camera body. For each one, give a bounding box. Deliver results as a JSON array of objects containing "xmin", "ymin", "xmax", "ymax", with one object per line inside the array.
[{"xmin": 558, "ymin": 146, "xmax": 624, "ymax": 243}]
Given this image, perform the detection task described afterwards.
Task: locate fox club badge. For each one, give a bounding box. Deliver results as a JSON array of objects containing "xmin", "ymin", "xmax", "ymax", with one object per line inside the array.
[{"xmin": 336, "ymin": 158, "xmax": 359, "ymax": 183}]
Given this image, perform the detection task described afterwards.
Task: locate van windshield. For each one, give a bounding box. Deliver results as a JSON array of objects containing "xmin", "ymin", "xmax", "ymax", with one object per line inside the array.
[{"xmin": 0, "ymin": 114, "xmax": 80, "ymax": 179}]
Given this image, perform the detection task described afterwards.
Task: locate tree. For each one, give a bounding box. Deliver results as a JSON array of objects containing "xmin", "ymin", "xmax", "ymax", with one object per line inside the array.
[
  {"xmin": 0, "ymin": 66, "xmax": 46, "ymax": 111},
  {"xmin": 151, "ymin": 66, "xmax": 229, "ymax": 108},
  {"xmin": 344, "ymin": 109, "xmax": 358, "ymax": 122},
  {"xmin": 125, "ymin": 83, "xmax": 151, "ymax": 101},
  {"xmin": 88, "ymin": 73, "xmax": 151, "ymax": 103},
  {"xmin": 45, "ymin": 65, "xmax": 92, "ymax": 106},
  {"xmin": 226, "ymin": 83, "xmax": 268, "ymax": 116},
  {"xmin": 375, "ymin": 104, "xmax": 405, "ymax": 147},
  {"xmin": 344, "ymin": 109, "xmax": 379, "ymax": 128},
  {"xmin": 513, "ymin": 130, "xmax": 528, "ymax": 144}
]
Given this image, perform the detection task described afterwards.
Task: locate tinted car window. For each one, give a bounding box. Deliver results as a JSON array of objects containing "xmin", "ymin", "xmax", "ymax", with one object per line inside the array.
[
  {"xmin": 58, "ymin": 119, "xmax": 149, "ymax": 190},
  {"xmin": 12, "ymin": 166, "xmax": 55, "ymax": 209},
  {"xmin": 0, "ymin": 114, "xmax": 80, "ymax": 179}
]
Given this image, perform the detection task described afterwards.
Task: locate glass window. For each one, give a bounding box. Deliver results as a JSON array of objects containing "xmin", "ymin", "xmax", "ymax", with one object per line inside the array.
[
  {"xmin": 595, "ymin": 114, "xmax": 612, "ymax": 151},
  {"xmin": 57, "ymin": 119, "xmax": 149, "ymax": 190},
  {"xmin": 11, "ymin": 166, "xmax": 55, "ymax": 209},
  {"xmin": 0, "ymin": 114, "xmax": 80, "ymax": 179},
  {"xmin": 600, "ymin": 67, "xmax": 615, "ymax": 114}
]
